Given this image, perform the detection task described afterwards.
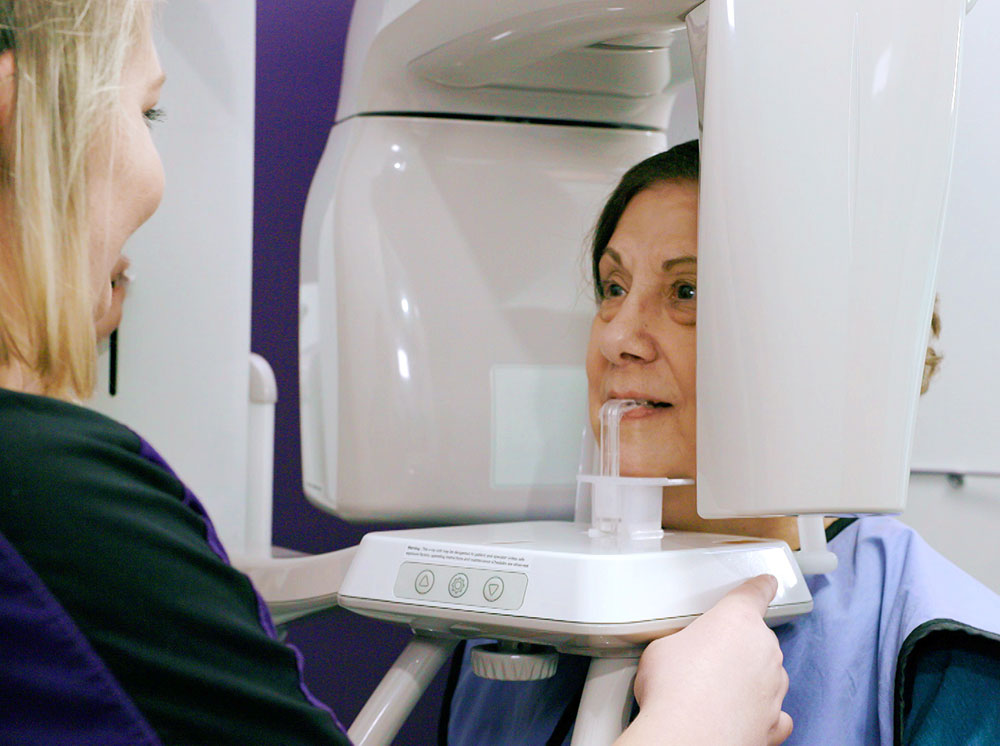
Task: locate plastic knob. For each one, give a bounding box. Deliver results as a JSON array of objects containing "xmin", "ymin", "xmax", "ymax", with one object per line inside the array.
[{"xmin": 470, "ymin": 642, "xmax": 559, "ymax": 681}]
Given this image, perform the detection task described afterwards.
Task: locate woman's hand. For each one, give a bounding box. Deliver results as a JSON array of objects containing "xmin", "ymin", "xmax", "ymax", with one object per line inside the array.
[
  {"xmin": 95, "ymin": 255, "xmax": 132, "ymax": 342},
  {"xmin": 616, "ymin": 574, "xmax": 793, "ymax": 746}
]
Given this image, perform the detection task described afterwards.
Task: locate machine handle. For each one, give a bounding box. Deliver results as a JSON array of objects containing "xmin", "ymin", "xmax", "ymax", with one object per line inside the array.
[
  {"xmin": 571, "ymin": 656, "xmax": 639, "ymax": 746},
  {"xmin": 232, "ymin": 546, "xmax": 359, "ymax": 625},
  {"xmin": 348, "ymin": 634, "xmax": 459, "ymax": 746}
]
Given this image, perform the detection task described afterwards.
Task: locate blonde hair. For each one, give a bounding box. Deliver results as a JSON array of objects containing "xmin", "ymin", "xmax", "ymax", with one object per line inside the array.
[{"xmin": 0, "ymin": 0, "xmax": 151, "ymax": 398}]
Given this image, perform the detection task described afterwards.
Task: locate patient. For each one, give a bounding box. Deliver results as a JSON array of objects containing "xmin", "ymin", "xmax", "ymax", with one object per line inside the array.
[
  {"xmin": 0, "ymin": 4, "xmax": 793, "ymax": 744},
  {"xmin": 446, "ymin": 141, "xmax": 1000, "ymax": 745}
]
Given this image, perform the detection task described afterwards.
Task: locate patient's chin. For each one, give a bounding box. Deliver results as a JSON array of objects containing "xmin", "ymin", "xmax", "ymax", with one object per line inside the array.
[
  {"xmin": 617, "ymin": 453, "xmax": 670, "ymax": 479},
  {"xmin": 615, "ymin": 446, "xmax": 695, "ymax": 480}
]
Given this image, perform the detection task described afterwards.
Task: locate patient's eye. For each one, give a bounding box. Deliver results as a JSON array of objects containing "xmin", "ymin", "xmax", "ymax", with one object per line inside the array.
[
  {"xmin": 668, "ymin": 278, "xmax": 697, "ymax": 325},
  {"xmin": 675, "ymin": 282, "xmax": 696, "ymax": 301},
  {"xmin": 602, "ymin": 281, "xmax": 626, "ymax": 299}
]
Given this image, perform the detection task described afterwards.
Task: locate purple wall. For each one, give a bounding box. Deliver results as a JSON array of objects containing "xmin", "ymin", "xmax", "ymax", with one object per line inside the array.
[{"xmin": 252, "ymin": 2, "xmax": 448, "ymax": 742}]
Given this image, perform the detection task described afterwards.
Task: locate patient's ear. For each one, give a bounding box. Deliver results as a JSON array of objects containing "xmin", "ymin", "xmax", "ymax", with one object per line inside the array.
[{"xmin": 0, "ymin": 50, "xmax": 14, "ymax": 134}]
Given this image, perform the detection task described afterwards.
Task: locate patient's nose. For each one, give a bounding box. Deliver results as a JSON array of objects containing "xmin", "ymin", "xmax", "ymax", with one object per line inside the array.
[{"xmin": 600, "ymin": 293, "xmax": 657, "ymax": 364}]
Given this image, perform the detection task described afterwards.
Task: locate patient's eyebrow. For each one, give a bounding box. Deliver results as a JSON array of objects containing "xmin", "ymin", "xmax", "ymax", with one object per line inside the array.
[
  {"xmin": 601, "ymin": 248, "xmax": 623, "ymax": 267},
  {"xmin": 662, "ymin": 255, "xmax": 697, "ymax": 272}
]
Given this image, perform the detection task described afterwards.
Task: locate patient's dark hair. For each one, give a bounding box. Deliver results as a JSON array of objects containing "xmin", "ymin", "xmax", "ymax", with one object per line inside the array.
[{"xmin": 591, "ymin": 140, "xmax": 699, "ymax": 300}]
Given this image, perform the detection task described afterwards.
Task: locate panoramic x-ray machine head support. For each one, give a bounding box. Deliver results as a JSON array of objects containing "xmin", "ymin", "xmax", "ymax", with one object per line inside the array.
[{"xmin": 291, "ymin": 0, "xmax": 970, "ymax": 742}]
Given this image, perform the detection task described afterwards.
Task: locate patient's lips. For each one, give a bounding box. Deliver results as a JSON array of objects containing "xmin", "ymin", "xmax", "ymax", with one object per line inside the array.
[{"xmin": 607, "ymin": 391, "xmax": 674, "ymax": 419}]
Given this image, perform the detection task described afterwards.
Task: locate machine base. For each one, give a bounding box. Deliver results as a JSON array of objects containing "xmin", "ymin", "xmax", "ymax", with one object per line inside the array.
[{"xmin": 338, "ymin": 521, "xmax": 813, "ymax": 655}]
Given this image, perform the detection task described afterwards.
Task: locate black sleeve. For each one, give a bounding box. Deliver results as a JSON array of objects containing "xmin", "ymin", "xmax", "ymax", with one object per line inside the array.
[{"xmin": 0, "ymin": 390, "xmax": 351, "ymax": 745}]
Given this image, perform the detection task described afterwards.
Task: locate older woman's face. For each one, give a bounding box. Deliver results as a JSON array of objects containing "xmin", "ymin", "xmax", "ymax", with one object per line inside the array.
[{"xmin": 586, "ymin": 180, "xmax": 698, "ymax": 478}]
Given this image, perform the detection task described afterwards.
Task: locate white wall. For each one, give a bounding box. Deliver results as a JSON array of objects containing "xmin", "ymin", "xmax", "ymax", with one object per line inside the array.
[
  {"xmin": 87, "ymin": 1, "xmax": 256, "ymax": 554},
  {"xmin": 902, "ymin": 0, "xmax": 1000, "ymax": 593},
  {"xmin": 904, "ymin": 475, "xmax": 1000, "ymax": 593}
]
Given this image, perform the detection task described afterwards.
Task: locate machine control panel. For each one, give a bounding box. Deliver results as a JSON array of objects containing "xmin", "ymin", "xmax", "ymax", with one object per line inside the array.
[{"xmin": 394, "ymin": 562, "xmax": 527, "ymax": 611}]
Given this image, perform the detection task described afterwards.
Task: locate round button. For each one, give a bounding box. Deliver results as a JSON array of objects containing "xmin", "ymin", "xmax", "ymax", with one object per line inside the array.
[
  {"xmin": 414, "ymin": 569, "xmax": 435, "ymax": 594},
  {"xmin": 483, "ymin": 576, "xmax": 504, "ymax": 602},
  {"xmin": 448, "ymin": 573, "xmax": 469, "ymax": 598}
]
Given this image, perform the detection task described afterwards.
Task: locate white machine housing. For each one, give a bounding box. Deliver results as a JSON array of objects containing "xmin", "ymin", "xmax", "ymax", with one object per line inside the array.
[
  {"xmin": 692, "ymin": 0, "xmax": 967, "ymax": 517},
  {"xmin": 289, "ymin": 2, "xmax": 972, "ymax": 739},
  {"xmin": 301, "ymin": 0, "xmax": 967, "ymax": 525},
  {"xmin": 300, "ymin": 0, "xmax": 701, "ymax": 523}
]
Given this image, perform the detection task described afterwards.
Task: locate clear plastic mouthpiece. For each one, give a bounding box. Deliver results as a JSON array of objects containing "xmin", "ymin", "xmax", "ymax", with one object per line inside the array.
[
  {"xmin": 599, "ymin": 399, "xmax": 642, "ymax": 477},
  {"xmin": 577, "ymin": 399, "xmax": 692, "ymax": 540}
]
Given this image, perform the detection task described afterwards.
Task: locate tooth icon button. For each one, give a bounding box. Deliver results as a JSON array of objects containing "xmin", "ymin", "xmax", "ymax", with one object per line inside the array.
[
  {"xmin": 415, "ymin": 570, "xmax": 435, "ymax": 594},
  {"xmin": 448, "ymin": 573, "xmax": 469, "ymax": 598},
  {"xmin": 483, "ymin": 577, "xmax": 504, "ymax": 602}
]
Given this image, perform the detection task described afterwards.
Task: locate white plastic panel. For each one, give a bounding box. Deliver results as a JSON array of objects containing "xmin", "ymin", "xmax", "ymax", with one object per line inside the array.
[
  {"xmin": 88, "ymin": 1, "xmax": 255, "ymax": 552},
  {"xmin": 337, "ymin": 0, "xmax": 699, "ymax": 128},
  {"xmin": 901, "ymin": 0, "xmax": 1000, "ymax": 596},
  {"xmin": 300, "ymin": 116, "xmax": 666, "ymax": 522},
  {"xmin": 910, "ymin": 0, "xmax": 1000, "ymax": 476},
  {"xmin": 491, "ymin": 365, "xmax": 588, "ymax": 488},
  {"xmin": 696, "ymin": 0, "xmax": 966, "ymax": 516}
]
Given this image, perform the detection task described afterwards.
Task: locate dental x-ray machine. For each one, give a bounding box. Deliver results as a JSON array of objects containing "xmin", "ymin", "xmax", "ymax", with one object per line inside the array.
[{"xmin": 240, "ymin": 0, "xmax": 972, "ymax": 743}]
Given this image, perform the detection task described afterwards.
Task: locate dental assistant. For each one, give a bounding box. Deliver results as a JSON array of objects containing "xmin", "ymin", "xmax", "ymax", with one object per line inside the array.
[
  {"xmin": 447, "ymin": 141, "xmax": 1000, "ymax": 745},
  {"xmin": 0, "ymin": 2, "xmax": 353, "ymax": 742}
]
